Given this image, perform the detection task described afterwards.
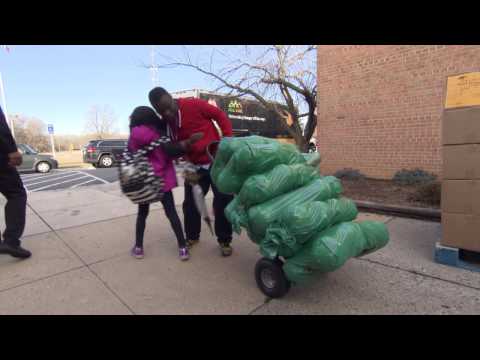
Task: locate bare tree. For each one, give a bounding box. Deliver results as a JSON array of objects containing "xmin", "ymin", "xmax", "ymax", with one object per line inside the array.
[
  {"xmin": 153, "ymin": 45, "xmax": 317, "ymax": 152},
  {"xmin": 12, "ymin": 114, "xmax": 50, "ymax": 152},
  {"xmin": 84, "ymin": 105, "xmax": 118, "ymax": 139}
]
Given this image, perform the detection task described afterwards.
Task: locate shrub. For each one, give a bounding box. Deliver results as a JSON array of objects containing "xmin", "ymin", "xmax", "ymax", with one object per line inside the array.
[
  {"xmin": 334, "ymin": 168, "xmax": 366, "ymax": 181},
  {"xmin": 393, "ymin": 168, "xmax": 437, "ymax": 186},
  {"xmin": 408, "ymin": 181, "xmax": 441, "ymax": 206}
]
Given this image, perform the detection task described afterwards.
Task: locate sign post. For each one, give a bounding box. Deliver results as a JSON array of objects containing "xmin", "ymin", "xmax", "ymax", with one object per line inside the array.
[
  {"xmin": 0, "ymin": 72, "xmax": 14, "ymax": 139},
  {"xmin": 48, "ymin": 124, "xmax": 56, "ymax": 158}
]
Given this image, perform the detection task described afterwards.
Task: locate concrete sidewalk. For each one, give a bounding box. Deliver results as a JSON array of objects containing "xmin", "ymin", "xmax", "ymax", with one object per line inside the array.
[{"xmin": 0, "ymin": 183, "xmax": 479, "ymax": 314}]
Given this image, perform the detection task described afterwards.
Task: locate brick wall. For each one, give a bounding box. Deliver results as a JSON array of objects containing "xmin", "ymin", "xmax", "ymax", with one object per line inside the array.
[{"xmin": 316, "ymin": 45, "xmax": 480, "ymax": 179}]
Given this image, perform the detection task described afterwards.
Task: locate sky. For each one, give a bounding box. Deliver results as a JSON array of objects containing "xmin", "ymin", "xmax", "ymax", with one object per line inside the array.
[{"xmin": 0, "ymin": 45, "xmax": 223, "ymax": 135}]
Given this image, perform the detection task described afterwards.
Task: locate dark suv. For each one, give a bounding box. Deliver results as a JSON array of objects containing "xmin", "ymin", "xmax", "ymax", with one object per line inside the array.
[{"xmin": 83, "ymin": 139, "xmax": 128, "ymax": 168}]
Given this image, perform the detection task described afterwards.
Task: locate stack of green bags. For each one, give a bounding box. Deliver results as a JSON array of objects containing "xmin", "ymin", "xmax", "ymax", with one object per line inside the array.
[{"xmin": 211, "ymin": 136, "xmax": 389, "ymax": 284}]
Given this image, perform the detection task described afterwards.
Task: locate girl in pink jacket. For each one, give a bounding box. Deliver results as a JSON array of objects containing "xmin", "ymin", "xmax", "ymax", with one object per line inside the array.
[{"xmin": 128, "ymin": 106, "xmax": 201, "ymax": 261}]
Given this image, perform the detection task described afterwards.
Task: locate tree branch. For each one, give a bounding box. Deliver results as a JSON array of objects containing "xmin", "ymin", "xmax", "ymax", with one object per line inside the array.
[{"xmin": 154, "ymin": 45, "xmax": 317, "ymax": 151}]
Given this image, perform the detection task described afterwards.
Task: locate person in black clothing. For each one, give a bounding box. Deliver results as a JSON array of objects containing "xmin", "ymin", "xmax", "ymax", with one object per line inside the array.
[{"xmin": 0, "ymin": 105, "xmax": 31, "ymax": 259}]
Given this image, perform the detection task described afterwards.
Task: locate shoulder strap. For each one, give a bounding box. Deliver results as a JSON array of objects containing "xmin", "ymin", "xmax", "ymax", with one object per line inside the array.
[{"xmin": 134, "ymin": 136, "xmax": 171, "ymax": 157}]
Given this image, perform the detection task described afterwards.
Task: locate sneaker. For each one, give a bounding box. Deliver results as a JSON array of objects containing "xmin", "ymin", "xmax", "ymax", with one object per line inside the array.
[
  {"xmin": 131, "ymin": 246, "xmax": 144, "ymax": 259},
  {"xmin": 0, "ymin": 243, "xmax": 32, "ymax": 259},
  {"xmin": 179, "ymin": 247, "xmax": 190, "ymax": 261},
  {"xmin": 219, "ymin": 243, "xmax": 233, "ymax": 257},
  {"xmin": 186, "ymin": 239, "xmax": 199, "ymax": 249}
]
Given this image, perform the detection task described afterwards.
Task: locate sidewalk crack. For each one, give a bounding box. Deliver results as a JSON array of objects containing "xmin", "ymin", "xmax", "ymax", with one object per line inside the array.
[
  {"xmin": 248, "ymin": 297, "xmax": 272, "ymax": 315},
  {"xmin": 0, "ymin": 265, "xmax": 86, "ymax": 295},
  {"xmin": 355, "ymin": 257, "xmax": 480, "ymax": 292}
]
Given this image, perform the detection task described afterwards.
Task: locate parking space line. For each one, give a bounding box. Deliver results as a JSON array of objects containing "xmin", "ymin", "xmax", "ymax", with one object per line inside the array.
[
  {"xmin": 75, "ymin": 170, "xmax": 109, "ymax": 184},
  {"xmin": 20, "ymin": 173, "xmax": 46, "ymax": 180},
  {"xmin": 23, "ymin": 172, "xmax": 82, "ymax": 187},
  {"xmin": 30, "ymin": 175, "xmax": 91, "ymax": 192},
  {"xmin": 20, "ymin": 172, "xmax": 41, "ymax": 177},
  {"xmin": 22, "ymin": 172, "xmax": 80, "ymax": 184},
  {"xmin": 70, "ymin": 179, "xmax": 98, "ymax": 189}
]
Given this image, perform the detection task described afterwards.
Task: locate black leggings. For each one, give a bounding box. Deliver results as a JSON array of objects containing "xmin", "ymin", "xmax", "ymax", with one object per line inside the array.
[{"xmin": 135, "ymin": 191, "xmax": 186, "ymax": 249}]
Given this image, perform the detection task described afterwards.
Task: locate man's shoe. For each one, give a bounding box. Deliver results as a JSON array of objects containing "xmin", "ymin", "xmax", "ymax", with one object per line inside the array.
[
  {"xmin": 186, "ymin": 239, "xmax": 199, "ymax": 249},
  {"xmin": 0, "ymin": 243, "xmax": 32, "ymax": 259},
  {"xmin": 219, "ymin": 243, "xmax": 233, "ymax": 257}
]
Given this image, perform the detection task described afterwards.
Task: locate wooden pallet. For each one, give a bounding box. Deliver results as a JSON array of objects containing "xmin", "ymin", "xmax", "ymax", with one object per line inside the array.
[{"xmin": 434, "ymin": 242, "xmax": 480, "ymax": 273}]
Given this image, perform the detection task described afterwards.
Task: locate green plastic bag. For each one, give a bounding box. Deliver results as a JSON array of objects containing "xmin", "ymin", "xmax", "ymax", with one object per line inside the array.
[
  {"xmin": 213, "ymin": 136, "xmax": 277, "ymax": 167},
  {"xmin": 283, "ymin": 221, "xmax": 389, "ymax": 284},
  {"xmin": 213, "ymin": 140, "xmax": 308, "ymax": 194},
  {"xmin": 302, "ymin": 152, "xmax": 320, "ymax": 164},
  {"xmin": 238, "ymin": 164, "xmax": 320, "ymax": 208},
  {"xmin": 283, "ymin": 198, "xmax": 358, "ymax": 243},
  {"xmin": 259, "ymin": 198, "xmax": 358, "ymax": 259},
  {"xmin": 211, "ymin": 136, "xmax": 276, "ymax": 185},
  {"xmin": 224, "ymin": 196, "xmax": 249, "ymax": 235},
  {"xmin": 246, "ymin": 176, "xmax": 342, "ymax": 243},
  {"xmin": 260, "ymin": 227, "xmax": 304, "ymax": 259},
  {"xmin": 232, "ymin": 142, "xmax": 306, "ymax": 174}
]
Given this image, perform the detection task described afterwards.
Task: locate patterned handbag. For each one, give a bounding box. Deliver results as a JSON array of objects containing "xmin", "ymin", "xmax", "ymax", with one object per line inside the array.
[{"xmin": 118, "ymin": 136, "xmax": 170, "ymax": 204}]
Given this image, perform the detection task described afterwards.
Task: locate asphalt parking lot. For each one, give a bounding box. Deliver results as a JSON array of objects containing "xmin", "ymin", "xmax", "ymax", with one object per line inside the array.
[
  {"xmin": 20, "ymin": 165, "xmax": 186, "ymax": 192},
  {"xmin": 20, "ymin": 168, "xmax": 118, "ymax": 192}
]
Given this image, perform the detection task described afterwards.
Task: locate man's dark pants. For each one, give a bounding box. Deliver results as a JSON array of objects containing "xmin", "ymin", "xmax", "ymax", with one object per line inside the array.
[
  {"xmin": 0, "ymin": 166, "xmax": 27, "ymax": 247},
  {"xmin": 183, "ymin": 168, "xmax": 233, "ymax": 244}
]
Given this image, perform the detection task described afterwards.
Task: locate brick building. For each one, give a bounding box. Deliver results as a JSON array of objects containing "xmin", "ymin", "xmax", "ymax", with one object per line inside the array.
[{"xmin": 316, "ymin": 45, "xmax": 480, "ymax": 179}]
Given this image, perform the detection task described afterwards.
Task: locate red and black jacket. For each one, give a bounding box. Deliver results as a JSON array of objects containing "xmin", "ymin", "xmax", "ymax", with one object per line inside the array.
[{"xmin": 174, "ymin": 97, "xmax": 233, "ymax": 166}]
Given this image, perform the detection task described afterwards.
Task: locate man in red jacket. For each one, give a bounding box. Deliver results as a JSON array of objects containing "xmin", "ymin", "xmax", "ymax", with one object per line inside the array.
[{"xmin": 149, "ymin": 87, "xmax": 234, "ymax": 256}]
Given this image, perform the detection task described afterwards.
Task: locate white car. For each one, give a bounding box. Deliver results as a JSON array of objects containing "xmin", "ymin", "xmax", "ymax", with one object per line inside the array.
[{"xmin": 308, "ymin": 137, "xmax": 317, "ymax": 153}]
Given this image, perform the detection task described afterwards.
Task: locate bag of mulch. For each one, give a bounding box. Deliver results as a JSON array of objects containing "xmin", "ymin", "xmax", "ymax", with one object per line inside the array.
[
  {"xmin": 224, "ymin": 196, "xmax": 249, "ymax": 235},
  {"xmin": 213, "ymin": 140, "xmax": 308, "ymax": 194},
  {"xmin": 246, "ymin": 176, "xmax": 343, "ymax": 243},
  {"xmin": 259, "ymin": 198, "xmax": 359, "ymax": 259},
  {"xmin": 238, "ymin": 163, "xmax": 320, "ymax": 208},
  {"xmin": 211, "ymin": 136, "xmax": 279, "ymax": 187},
  {"xmin": 282, "ymin": 221, "xmax": 389, "ymax": 284}
]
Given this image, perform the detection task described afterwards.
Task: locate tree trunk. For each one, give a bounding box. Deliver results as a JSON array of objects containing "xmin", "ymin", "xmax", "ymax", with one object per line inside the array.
[{"xmin": 292, "ymin": 131, "xmax": 308, "ymax": 152}]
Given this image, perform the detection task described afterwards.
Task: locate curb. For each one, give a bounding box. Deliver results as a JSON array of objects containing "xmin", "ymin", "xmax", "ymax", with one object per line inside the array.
[{"xmin": 353, "ymin": 200, "xmax": 441, "ymax": 222}]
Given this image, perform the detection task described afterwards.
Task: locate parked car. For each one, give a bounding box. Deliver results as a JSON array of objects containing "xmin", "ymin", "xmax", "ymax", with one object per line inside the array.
[
  {"xmin": 308, "ymin": 137, "xmax": 317, "ymax": 153},
  {"xmin": 83, "ymin": 139, "xmax": 128, "ymax": 168},
  {"xmin": 17, "ymin": 144, "xmax": 58, "ymax": 173}
]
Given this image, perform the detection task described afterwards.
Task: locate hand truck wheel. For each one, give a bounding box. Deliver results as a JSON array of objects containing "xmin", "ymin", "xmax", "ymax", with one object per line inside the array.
[{"xmin": 255, "ymin": 257, "xmax": 291, "ymax": 299}]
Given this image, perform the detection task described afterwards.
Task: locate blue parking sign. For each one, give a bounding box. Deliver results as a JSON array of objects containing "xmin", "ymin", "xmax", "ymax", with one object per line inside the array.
[{"xmin": 48, "ymin": 124, "xmax": 54, "ymax": 134}]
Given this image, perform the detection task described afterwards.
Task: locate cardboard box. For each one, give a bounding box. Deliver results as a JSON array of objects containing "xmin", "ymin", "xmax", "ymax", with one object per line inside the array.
[
  {"xmin": 443, "ymin": 144, "xmax": 480, "ymax": 179},
  {"xmin": 441, "ymin": 213, "xmax": 480, "ymax": 252},
  {"xmin": 442, "ymin": 180, "xmax": 480, "ymax": 214},
  {"xmin": 442, "ymin": 107, "xmax": 480, "ymax": 145},
  {"xmin": 445, "ymin": 72, "xmax": 480, "ymax": 109}
]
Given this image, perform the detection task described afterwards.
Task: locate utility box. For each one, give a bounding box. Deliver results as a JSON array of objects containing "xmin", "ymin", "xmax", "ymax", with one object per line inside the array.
[{"xmin": 441, "ymin": 72, "xmax": 480, "ymax": 252}]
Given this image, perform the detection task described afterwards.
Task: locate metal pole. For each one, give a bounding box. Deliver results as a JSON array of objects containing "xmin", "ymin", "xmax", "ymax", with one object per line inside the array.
[
  {"xmin": 50, "ymin": 133, "xmax": 56, "ymax": 159},
  {"xmin": 150, "ymin": 45, "xmax": 159, "ymax": 87},
  {"xmin": 0, "ymin": 71, "xmax": 14, "ymax": 139}
]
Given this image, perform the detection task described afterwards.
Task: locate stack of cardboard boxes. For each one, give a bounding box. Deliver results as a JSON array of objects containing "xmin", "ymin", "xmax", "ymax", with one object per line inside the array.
[{"xmin": 441, "ymin": 72, "xmax": 480, "ymax": 253}]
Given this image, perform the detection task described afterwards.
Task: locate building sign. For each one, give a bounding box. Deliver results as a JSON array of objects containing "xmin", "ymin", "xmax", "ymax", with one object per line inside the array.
[
  {"xmin": 200, "ymin": 93, "xmax": 290, "ymax": 137},
  {"xmin": 227, "ymin": 100, "xmax": 243, "ymax": 114},
  {"xmin": 445, "ymin": 72, "xmax": 480, "ymax": 109},
  {"xmin": 229, "ymin": 114, "xmax": 266, "ymax": 122}
]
